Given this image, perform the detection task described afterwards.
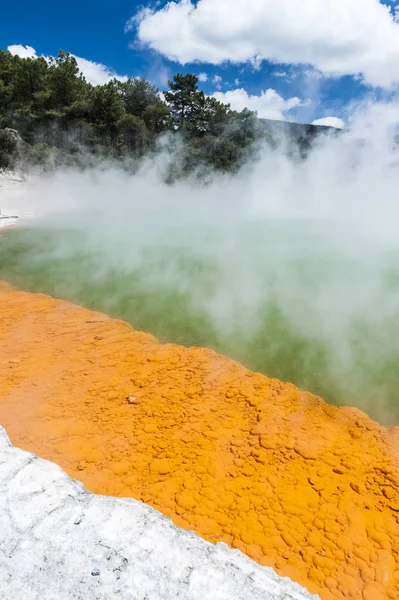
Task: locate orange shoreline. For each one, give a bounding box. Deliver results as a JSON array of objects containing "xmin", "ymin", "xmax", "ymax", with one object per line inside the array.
[{"xmin": 1, "ymin": 281, "xmax": 399, "ymax": 600}]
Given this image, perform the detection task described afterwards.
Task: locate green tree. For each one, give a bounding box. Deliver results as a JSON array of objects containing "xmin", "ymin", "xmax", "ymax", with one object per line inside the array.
[
  {"xmin": 118, "ymin": 113, "xmax": 149, "ymax": 155},
  {"xmin": 117, "ymin": 77, "xmax": 169, "ymax": 135},
  {"xmin": 164, "ymin": 73, "xmax": 205, "ymax": 133},
  {"xmin": 0, "ymin": 51, "xmax": 15, "ymax": 119},
  {"xmin": 90, "ymin": 80, "xmax": 126, "ymax": 148},
  {"xmin": 142, "ymin": 100, "xmax": 169, "ymax": 135},
  {"xmin": 0, "ymin": 128, "xmax": 19, "ymax": 168},
  {"xmin": 202, "ymin": 96, "xmax": 231, "ymax": 136},
  {"xmin": 0, "ymin": 46, "xmax": 279, "ymax": 173},
  {"xmin": 7, "ymin": 55, "xmax": 49, "ymax": 113},
  {"xmin": 48, "ymin": 50, "xmax": 83, "ymax": 110},
  {"xmin": 118, "ymin": 78, "xmax": 156, "ymax": 116},
  {"xmin": 0, "ymin": 50, "xmax": 14, "ymax": 86},
  {"xmin": 227, "ymin": 108, "xmax": 263, "ymax": 145}
]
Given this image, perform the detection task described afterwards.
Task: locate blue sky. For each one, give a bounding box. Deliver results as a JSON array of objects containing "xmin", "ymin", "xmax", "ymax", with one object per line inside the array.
[{"xmin": 2, "ymin": 0, "xmax": 399, "ymax": 126}]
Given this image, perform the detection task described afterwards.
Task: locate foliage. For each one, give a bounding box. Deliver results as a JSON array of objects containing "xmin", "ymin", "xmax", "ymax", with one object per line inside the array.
[
  {"xmin": 0, "ymin": 127, "xmax": 19, "ymax": 168},
  {"xmin": 0, "ymin": 48, "xmax": 267, "ymax": 174}
]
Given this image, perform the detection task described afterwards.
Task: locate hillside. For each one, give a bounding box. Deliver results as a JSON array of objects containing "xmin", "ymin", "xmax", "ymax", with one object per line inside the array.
[{"xmin": 0, "ymin": 49, "xmax": 338, "ymax": 175}]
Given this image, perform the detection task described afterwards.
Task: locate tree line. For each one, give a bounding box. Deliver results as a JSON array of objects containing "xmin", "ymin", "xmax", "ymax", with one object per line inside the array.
[{"xmin": 0, "ymin": 49, "xmax": 269, "ymax": 173}]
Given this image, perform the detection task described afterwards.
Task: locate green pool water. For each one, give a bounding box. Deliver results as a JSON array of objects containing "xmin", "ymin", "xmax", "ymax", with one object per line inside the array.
[{"xmin": 1, "ymin": 222, "xmax": 399, "ymax": 425}]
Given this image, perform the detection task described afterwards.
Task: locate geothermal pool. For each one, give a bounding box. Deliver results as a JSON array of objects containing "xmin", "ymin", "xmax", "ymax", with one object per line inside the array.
[
  {"xmin": 1, "ymin": 282, "xmax": 398, "ymax": 600},
  {"xmin": 1, "ymin": 220, "xmax": 399, "ymax": 424}
]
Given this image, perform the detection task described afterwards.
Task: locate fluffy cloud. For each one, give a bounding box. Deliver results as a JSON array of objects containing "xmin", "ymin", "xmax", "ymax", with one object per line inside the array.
[
  {"xmin": 73, "ymin": 56, "xmax": 128, "ymax": 86},
  {"xmin": 7, "ymin": 45, "xmax": 128, "ymax": 86},
  {"xmin": 133, "ymin": 0, "xmax": 399, "ymax": 87},
  {"xmin": 212, "ymin": 88, "xmax": 302, "ymax": 120},
  {"xmin": 312, "ymin": 117, "xmax": 345, "ymax": 129},
  {"xmin": 198, "ymin": 72, "xmax": 208, "ymax": 82},
  {"xmin": 212, "ymin": 74, "xmax": 222, "ymax": 89},
  {"xmin": 273, "ymin": 71, "xmax": 289, "ymax": 79},
  {"xmin": 7, "ymin": 44, "xmax": 36, "ymax": 59}
]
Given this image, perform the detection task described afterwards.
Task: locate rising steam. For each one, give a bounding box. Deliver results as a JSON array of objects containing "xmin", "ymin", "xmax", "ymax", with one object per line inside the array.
[{"xmin": 1, "ymin": 99, "xmax": 399, "ymax": 424}]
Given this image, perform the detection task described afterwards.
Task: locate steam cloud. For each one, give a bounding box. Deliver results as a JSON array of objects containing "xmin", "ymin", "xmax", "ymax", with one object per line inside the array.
[{"xmin": 2, "ymin": 99, "xmax": 399, "ymax": 425}]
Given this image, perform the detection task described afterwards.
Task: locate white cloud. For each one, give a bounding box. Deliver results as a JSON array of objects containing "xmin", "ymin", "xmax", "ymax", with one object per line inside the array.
[
  {"xmin": 312, "ymin": 117, "xmax": 345, "ymax": 129},
  {"xmin": 73, "ymin": 56, "xmax": 128, "ymax": 86},
  {"xmin": 7, "ymin": 44, "xmax": 37, "ymax": 59},
  {"xmin": 7, "ymin": 45, "xmax": 128, "ymax": 86},
  {"xmin": 212, "ymin": 87, "xmax": 303, "ymax": 120},
  {"xmin": 198, "ymin": 72, "xmax": 208, "ymax": 82},
  {"xmin": 273, "ymin": 71, "xmax": 288, "ymax": 79},
  {"xmin": 250, "ymin": 55, "xmax": 263, "ymax": 71},
  {"xmin": 212, "ymin": 74, "xmax": 222, "ymax": 89},
  {"xmin": 134, "ymin": 0, "xmax": 399, "ymax": 87}
]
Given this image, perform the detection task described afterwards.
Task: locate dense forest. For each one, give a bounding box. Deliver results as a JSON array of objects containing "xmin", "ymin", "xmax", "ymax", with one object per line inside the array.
[{"xmin": 0, "ymin": 48, "xmax": 333, "ymax": 175}]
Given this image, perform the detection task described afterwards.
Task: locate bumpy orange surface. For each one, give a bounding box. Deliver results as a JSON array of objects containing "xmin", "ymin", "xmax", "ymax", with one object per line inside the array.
[{"xmin": 1, "ymin": 282, "xmax": 399, "ymax": 600}]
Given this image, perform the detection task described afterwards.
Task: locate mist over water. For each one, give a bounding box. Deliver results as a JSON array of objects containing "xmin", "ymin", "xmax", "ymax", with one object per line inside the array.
[{"xmin": 1, "ymin": 101, "xmax": 399, "ymax": 425}]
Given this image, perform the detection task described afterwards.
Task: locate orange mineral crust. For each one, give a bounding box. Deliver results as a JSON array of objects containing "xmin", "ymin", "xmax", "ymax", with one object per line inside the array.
[{"xmin": 1, "ymin": 282, "xmax": 399, "ymax": 600}]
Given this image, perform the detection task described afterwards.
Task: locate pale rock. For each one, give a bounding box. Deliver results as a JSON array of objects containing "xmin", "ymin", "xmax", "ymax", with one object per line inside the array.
[{"xmin": 0, "ymin": 426, "xmax": 319, "ymax": 600}]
